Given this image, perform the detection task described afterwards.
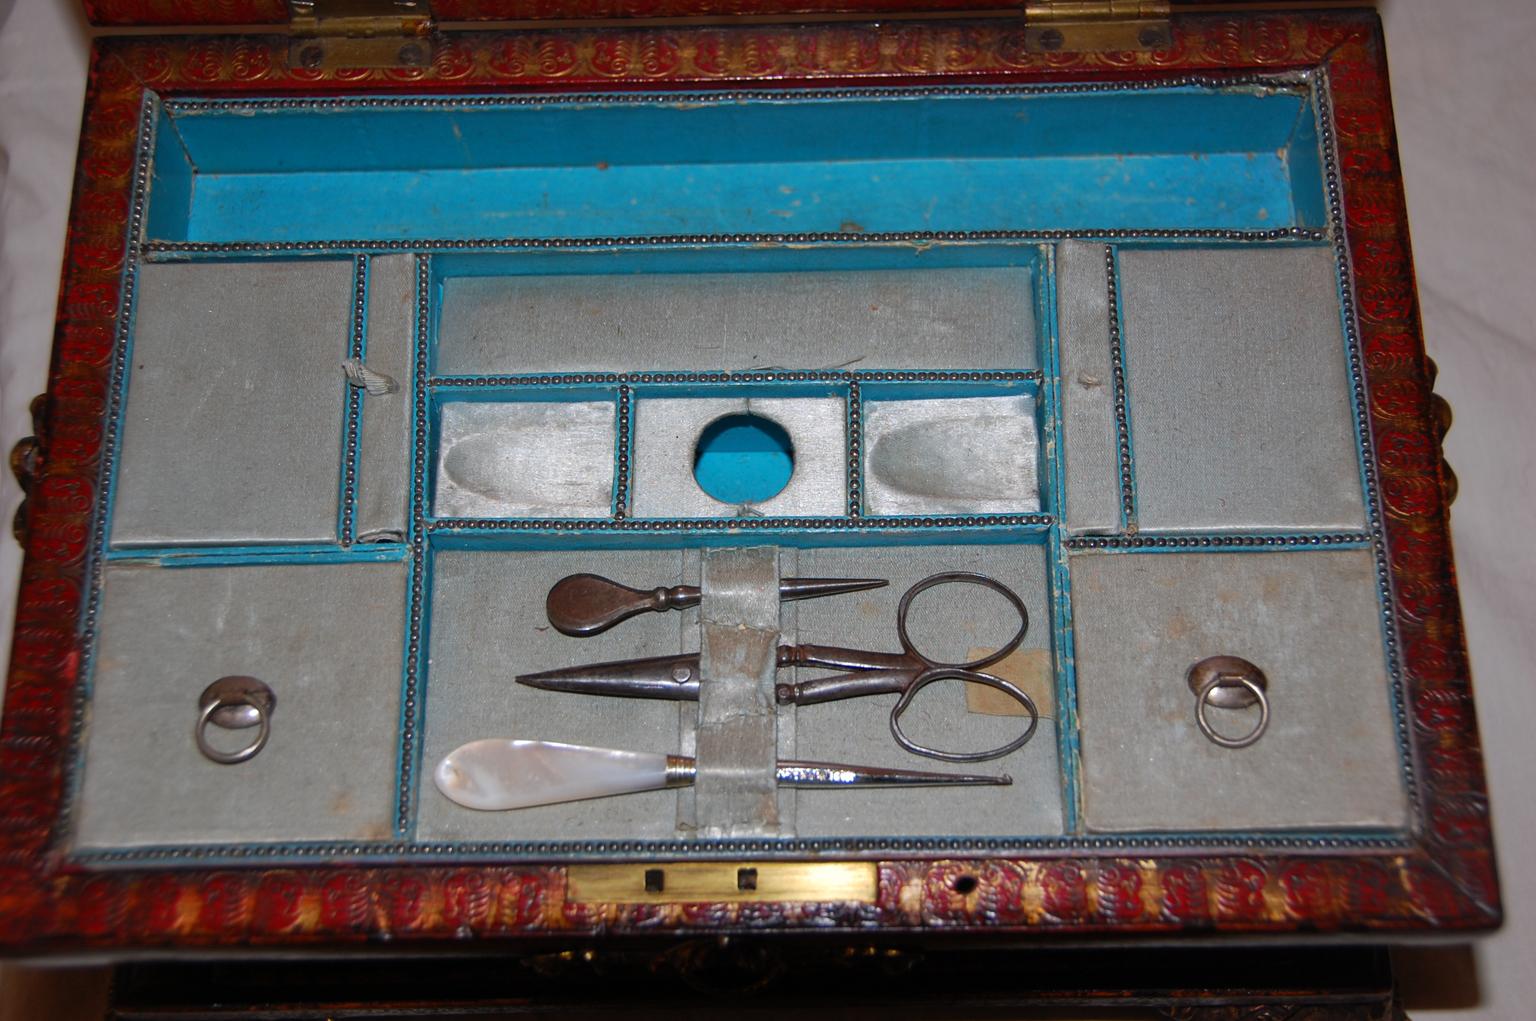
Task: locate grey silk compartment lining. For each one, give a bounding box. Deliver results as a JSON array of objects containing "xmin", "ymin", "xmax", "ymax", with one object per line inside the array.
[
  {"xmin": 355, "ymin": 254, "xmax": 416, "ymax": 540},
  {"xmin": 1114, "ymin": 246, "xmax": 1368, "ymax": 532},
  {"xmin": 435, "ymin": 267, "xmax": 1038, "ymax": 375},
  {"xmin": 1070, "ymin": 550, "xmax": 1407, "ymax": 832},
  {"xmin": 1057, "ymin": 240, "xmax": 1122, "ymax": 534},
  {"xmin": 73, "ymin": 561, "xmax": 408, "ymax": 848},
  {"xmin": 112, "ymin": 260, "xmax": 354, "ymax": 546},
  {"xmin": 632, "ymin": 397, "xmax": 847, "ymax": 519},
  {"xmin": 862, "ymin": 395, "xmax": 1040, "ymax": 515},
  {"xmin": 81, "ymin": 238, "xmax": 1401, "ymax": 852},
  {"xmin": 415, "ymin": 545, "xmax": 1066, "ymax": 842},
  {"xmin": 434, "ymin": 401, "xmax": 617, "ymax": 518}
]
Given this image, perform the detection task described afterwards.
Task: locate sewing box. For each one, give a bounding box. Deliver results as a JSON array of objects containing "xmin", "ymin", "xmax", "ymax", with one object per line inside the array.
[{"xmin": 0, "ymin": 0, "xmax": 1499, "ymax": 1015}]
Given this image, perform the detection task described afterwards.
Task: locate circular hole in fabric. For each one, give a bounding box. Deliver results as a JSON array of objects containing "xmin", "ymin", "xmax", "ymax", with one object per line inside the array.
[{"xmin": 692, "ymin": 413, "xmax": 795, "ymax": 505}]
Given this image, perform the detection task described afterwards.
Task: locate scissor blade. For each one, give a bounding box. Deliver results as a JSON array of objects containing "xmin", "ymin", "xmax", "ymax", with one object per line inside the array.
[{"xmin": 516, "ymin": 653, "xmax": 702, "ymax": 701}]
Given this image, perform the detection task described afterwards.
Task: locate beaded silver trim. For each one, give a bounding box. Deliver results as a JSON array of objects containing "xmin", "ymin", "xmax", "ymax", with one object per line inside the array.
[
  {"xmin": 160, "ymin": 75, "xmax": 1311, "ymax": 115},
  {"xmin": 846, "ymin": 380, "xmax": 864, "ymax": 518},
  {"xmin": 395, "ymin": 254, "xmax": 433, "ymax": 836},
  {"xmin": 1066, "ymin": 532, "xmax": 1372, "ymax": 551},
  {"xmin": 428, "ymin": 514, "xmax": 1054, "ymax": 533},
  {"xmin": 614, "ymin": 384, "xmax": 633, "ymax": 520},
  {"xmin": 1103, "ymin": 245, "xmax": 1138, "ymax": 529},
  {"xmin": 144, "ymin": 227, "xmax": 1326, "ymax": 257},
  {"xmin": 69, "ymin": 826, "xmax": 1412, "ymax": 868},
  {"xmin": 430, "ymin": 368, "xmax": 1042, "ymax": 388},
  {"xmin": 339, "ymin": 255, "xmax": 368, "ymax": 546}
]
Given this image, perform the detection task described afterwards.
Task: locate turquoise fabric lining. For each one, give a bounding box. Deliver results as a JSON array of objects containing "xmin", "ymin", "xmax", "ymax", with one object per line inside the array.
[{"xmin": 148, "ymin": 84, "xmax": 1326, "ymax": 243}]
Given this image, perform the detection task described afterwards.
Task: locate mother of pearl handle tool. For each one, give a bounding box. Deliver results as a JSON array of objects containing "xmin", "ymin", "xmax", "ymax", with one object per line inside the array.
[
  {"xmin": 545, "ymin": 572, "xmax": 887, "ymax": 637},
  {"xmin": 435, "ymin": 739, "xmax": 1011, "ymax": 811}
]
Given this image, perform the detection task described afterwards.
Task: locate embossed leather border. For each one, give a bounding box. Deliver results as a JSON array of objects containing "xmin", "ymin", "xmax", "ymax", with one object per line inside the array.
[
  {"xmin": 82, "ymin": 0, "xmax": 1029, "ymax": 28},
  {"xmin": 0, "ymin": 12, "xmax": 1499, "ymax": 949}
]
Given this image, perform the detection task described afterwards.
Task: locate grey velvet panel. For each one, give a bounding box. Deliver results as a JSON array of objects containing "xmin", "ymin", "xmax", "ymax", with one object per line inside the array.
[
  {"xmin": 862, "ymin": 395, "xmax": 1039, "ymax": 515},
  {"xmin": 787, "ymin": 545, "xmax": 1063, "ymax": 838},
  {"xmin": 417, "ymin": 550, "xmax": 688, "ymax": 841},
  {"xmin": 113, "ymin": 260, "xmax": 352, "ymax": 546},
  {"xmin": 1116, "ymin": 247, "xmax": 1367, "ymax": 532},
  {"xmin": 74, "ymin": 562, "xmax": 407, "ymax": 848},
  {"xmin": 355, "ymin": 254, "xmax": 416, "ymax": 541},
  {"xmin": 1056, "ymin": 240, "xmax": 1122, "ymax": 534},
  {"xmin": 436, "ymin": 268, "xmax": 1038, "ymax": 375},
  {"xmin": 1070, "ymin": 550, "xmax": 1408, "ymax": 832},
  {"xmin": 695, "ymin": 548, "xmax": 782, "ymax": 837},
  {"xmin": 434, "ymin": 401, "xmax": 616, "ymax": 518},
  {"xmin": 631, "ymin": 397, "xmax": 846, "ymax": 518}
]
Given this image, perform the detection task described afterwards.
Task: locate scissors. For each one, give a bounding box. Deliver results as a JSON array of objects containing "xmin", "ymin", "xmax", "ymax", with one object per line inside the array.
[{"xmin": 517, "ymin": 572, "xmax": 1038, "ymax": 763}]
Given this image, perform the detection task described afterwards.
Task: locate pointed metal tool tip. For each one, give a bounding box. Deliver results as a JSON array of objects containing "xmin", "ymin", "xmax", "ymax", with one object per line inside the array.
[
  {"xmin": 779, "ymin": 577, "xmax": 890, "ymax": 602},
  {"xmin": 950, "ymin": 772, "xmax": 1013, "ymax": 786}
]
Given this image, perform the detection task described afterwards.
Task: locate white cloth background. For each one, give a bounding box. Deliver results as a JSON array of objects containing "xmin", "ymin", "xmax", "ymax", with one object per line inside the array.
[{"xmin": 0, "ymin": 0, "xmax": 1531, "ymax": 1014}]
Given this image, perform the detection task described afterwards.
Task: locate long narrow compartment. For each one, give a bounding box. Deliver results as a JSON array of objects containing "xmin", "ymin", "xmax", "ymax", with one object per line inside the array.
[{"xmin": 147, "ymin": 83, "xmax": 1326, "ymax": 242}]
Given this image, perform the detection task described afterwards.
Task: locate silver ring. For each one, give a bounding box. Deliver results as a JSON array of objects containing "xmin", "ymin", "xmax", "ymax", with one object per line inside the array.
[
  {"xmin": 195, "ymin": 676, "xmax": 274, "ymax": 764},
  {"xmin": 1195, "ymin": 674, "xmax": 1269, "ymax": 749}
]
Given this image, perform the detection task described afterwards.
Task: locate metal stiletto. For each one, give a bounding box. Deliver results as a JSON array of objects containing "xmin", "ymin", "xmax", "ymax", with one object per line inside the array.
[{"xmin": 545, "ymin": 572, "xmax": 887, "ymax": 637}]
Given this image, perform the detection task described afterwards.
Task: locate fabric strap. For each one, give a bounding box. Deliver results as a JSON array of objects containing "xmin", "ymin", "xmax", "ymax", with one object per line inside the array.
[{"xmin": 694, "ymin": 546, "xmax": 783, "ymax": 837}]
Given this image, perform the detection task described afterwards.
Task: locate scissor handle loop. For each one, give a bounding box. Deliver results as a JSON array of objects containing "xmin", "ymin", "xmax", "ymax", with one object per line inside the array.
[
  {"xmin": 891, "ymin": 668, "xmax": 1040, "ymax": 762},
  {"xmin": 896, "ymin": 572, "xmax": 1029, "ymax": 671}
]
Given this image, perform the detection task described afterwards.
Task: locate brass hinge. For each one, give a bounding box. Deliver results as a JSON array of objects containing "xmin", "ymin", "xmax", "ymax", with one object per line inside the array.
[
  {"xmin": 288, "ymin": 0, "xmax": 437, "ymax": 70},
  {"xmin": 1023, "ymin": 0, "xmax": 1172, "ymax": 53}
]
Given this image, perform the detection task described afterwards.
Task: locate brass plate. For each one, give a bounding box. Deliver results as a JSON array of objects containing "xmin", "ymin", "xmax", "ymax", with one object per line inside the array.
[
  {"xmin": 566, "ymin": 862, "xmax": 877, "ymax": 905},
  {"xmin": 1024, "ymin": 19, "xmax": 1171, "ymax": 53}
]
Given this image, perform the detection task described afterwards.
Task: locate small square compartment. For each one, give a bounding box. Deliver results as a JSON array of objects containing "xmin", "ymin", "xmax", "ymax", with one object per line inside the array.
[
  {"xmin": 632, "ymin": 395, "xmax": 847, "ymax": 519},
  {"xmin": 1070, "ymin": 549, "xmax": 1408, "ymax": 833},
  {"xmin": 860, "ymin": 392, "xmax": 1041, "ymax": 517},
  {"xmin": 1115, "ymin": 246, "xmax": 1367, "ymax": 533},
  {"xmin": 433, "ymin": 400, "xmax": 618, "ymax": 519},
  {"xmin": 112, "ymin": 259, "xmax": 357, "ymax": 548},
  {"xmin": 73, "ymin": 561, "xmax": 408, "ymax": 850}
]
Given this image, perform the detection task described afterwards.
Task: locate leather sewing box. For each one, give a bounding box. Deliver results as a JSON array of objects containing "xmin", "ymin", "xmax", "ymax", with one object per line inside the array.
[{"xmin": 0, "ymin": 0, "xmax": 1500, "ymax": 1004}]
